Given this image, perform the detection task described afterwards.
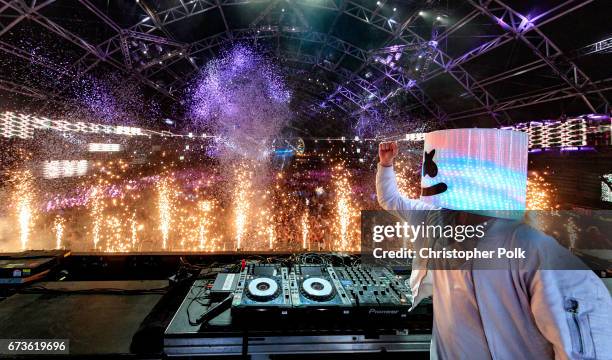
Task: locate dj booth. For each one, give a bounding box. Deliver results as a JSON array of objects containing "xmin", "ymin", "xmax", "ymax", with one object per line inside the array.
[
  {"xmin": 0, "ymin": 252, "xmax": 434, "ymax": 358},
  {"xmin": 2, "ymin": 251, "xmax": 612, "ymax": 358},
  {"xmin": 163, "ymin": 262, "xmax": 433, "ymax": 357}
]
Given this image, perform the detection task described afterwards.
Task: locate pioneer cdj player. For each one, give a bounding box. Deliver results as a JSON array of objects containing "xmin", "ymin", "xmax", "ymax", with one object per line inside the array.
[
  {"xmin": 231, "ymin": 264, "xmax": 292, "ymax": 322},
  {"xmin": 228, "ymin": 263, "xmax": 431, "ymax": 329}
]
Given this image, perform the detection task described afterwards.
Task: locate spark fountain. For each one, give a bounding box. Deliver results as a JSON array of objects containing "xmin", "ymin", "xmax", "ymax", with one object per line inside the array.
[
  {"xmin": 332, "ymin": 163, "xmax": 359, "ymax": 252},
  {"xmin": 301, "ymin": 210, "xmax": 309, "ymax": 250},
  {"xmin": 54, "ymin": 216, "xmax": 65, "ymax": 249},
  {"xmin": 157, "ymin": 176, "xmax": 175, "ymax": 250},
  {"xmin": 187, "ymin": 44, "xmax": 292, "ymax": 251},
  {"xmin": 89, "ymin": 186, "xmax": 103, "ymax": 251},
  {"xmin": 197, "ymin": 200, "xmax": 214, "ymax": 251},
  {"xmin": 233, "ymin": 164, "xmax": 251, "ymax": 251},
  {"xmin": 12, "ymin": 170, "xmax": 36, "ymax": 251}
]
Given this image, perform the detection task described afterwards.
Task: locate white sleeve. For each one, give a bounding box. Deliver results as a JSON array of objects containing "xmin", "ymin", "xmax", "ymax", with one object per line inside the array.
[
  {"xmin": 376, "ymin": 163, "xmax": 438, "ymax": 309},
  {"xmin": 528, "ymin": 269, "xmax": 612, "ymax": 359},
  {"xmin": 376, "ymin": 163, "xmax": 436, "ymax": 211}
]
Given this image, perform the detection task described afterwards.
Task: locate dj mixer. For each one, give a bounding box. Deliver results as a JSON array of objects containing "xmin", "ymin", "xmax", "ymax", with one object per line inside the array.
[
  {"xmin": 215, "ymin": 263, "xmax": 431, "ymax": 329},
  {"xmin": 165, "ymin": 261, "xmax": 433, "ymax": 356}
]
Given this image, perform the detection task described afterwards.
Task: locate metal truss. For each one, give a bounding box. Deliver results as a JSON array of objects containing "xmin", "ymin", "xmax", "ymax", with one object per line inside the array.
[
  {"xmin": 425, "ymin": 0, "xmax": 593, "ymax": 83},
  {"xmin": 368, "ymin": 61, "xmax": 447, "ymax": 123},
  {"xmin": 422, "ymin": 33, "xmax": 513, "ymax": 82},
  {"xmin": 0, "ymin": 0, "xmax": 436, "ymax": 119},
  {"xmin": 0, "ymin": 0, "xmax": 179, "ymax": 100},
  {"xmin": 331, "ymin": 3, "xmax": 433, "ymax": 122},
  {"xmin": 282, "ymin": 31, "xmax": 446, "ymax": 121},
  {"xmin": 137, "ymin": 0, "xmax": 178, "ymax": 40},
  {"xmin": 577, "ymin": 37, "xmax": 612, "ymax": 56},
  {"xmin": 0, "ymin": 79, "xmax": 47, "ymax": 99},
  {"xmin": 450, "ymin": 77, "xmax": 612, "ymax": 121},
  {"xmin": 468, "ymin": 0, "xmax": 609, "ymax": 114},
  {"xmin": 0, "ymin": 40, "xmax": 67, "ymax": 75},
  {"xmin": 135, "ymin": 0, "xmax": 218, "ymax": 30},
  {"xmin": 2, "ymin": 0, "xmax": 605, "ymax": 124},
  {"xmin": 304, "ymin": 0, "xmax": 506, "ymax": 122},
  {"xmin": 147, "ymin": 27, "xmax": 442, "ymax": 121},
  {"xmin": 312, "ymin": 0, "xmax": 347, "ymax": 69},
  {"xmin": 47, "ymin": 0, "xmax": 221, "ymax": 99},
  {"xmin": 435, "ymin": 9, "xmax": 481, "ymax": 45},
  {"xmin": 103, "ymin": 0, "xmax": 448, "ymax": 121},
  {"xmin": 0, "ymin": 0, "xmax": 55, "ymax": 36}
]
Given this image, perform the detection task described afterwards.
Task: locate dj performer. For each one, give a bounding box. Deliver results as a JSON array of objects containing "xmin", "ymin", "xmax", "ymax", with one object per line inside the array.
[{"xmin": 376, "ymin": 128, "xmax": 612, "ymax": 359}]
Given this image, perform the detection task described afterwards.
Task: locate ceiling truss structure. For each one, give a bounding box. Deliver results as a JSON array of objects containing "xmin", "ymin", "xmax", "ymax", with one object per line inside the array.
[
  {"xmin": 468, "ymin": 0, "xmax": 608, "ymax": 114},
  {"xmin": 0, "ymin": 0, "xmax": 609, "ymax": 127}
]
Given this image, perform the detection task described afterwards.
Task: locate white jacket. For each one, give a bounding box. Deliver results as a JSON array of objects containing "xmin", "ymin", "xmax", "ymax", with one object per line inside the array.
[{"xmin": 376, "ymin": 164, "xmax": 612, "ymax": 360}]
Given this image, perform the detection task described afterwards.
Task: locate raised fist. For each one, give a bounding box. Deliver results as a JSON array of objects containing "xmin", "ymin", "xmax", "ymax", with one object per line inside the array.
[{"xmin": 379, "ymin": 141, "xmax": 398, "ymax": 167}]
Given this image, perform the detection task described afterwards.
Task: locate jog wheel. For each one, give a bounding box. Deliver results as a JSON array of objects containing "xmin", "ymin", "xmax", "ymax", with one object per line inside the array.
[
  {"xmin": 301, "ymin": 277, "xmax": 335, "ymax": 301},
  {"xmin": 246, "ymin": 277, "xmax": 280, "ymax": 302}
]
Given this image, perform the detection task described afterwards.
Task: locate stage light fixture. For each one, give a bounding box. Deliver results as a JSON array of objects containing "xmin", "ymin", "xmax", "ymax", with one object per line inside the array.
[
  {"xmin": 88, "ymin": 143, "xmax": 121, "ymax": 152},
  {"xmin": 42, "ymin": 160, "xmax": 89, "ymax": 179}
]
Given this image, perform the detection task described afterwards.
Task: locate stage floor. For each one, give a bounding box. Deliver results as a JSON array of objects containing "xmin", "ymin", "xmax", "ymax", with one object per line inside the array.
[{"xmin": 0, "ymin": 280, "xmax": 167, "ymax": 356}]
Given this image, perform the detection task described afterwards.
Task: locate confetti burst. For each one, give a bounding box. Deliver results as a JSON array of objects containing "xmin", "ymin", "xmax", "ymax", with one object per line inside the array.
[{"xmin": 186, "ymin": 44, "xmax": 292, "ymax": 160}]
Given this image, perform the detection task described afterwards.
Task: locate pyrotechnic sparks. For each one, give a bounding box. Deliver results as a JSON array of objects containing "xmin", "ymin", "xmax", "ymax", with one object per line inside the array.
[
  {"xmin": 526, "ymin": 171, "xmax": 559, "ymax": 210},
  {"xmin": 394, "ymin": 157, "xmax": 420, "ymax": 199},
  {"xmin": 233, "ymin": 165, "xmax": 251, "ymax": 250},
  {"xmin": 130, "ymin": 212, "xmax": 138, "ymax": 249},
  {"xmin": 332, "ymin": 163, "xmax": 359, "ymax": 251},
  {"xmin": 301, "ymin": 211, "xmax": 309, "ymax": 250},
  {"xmin": 54, "ymin": 216, "xmax": 65, "ymax": 249},
  {"xmin": 157, "ymin": 176, "xmax": 175, "ymax": 250},
  {"xmin": 197, "ymin": 200, "xmax": 213, "ymax": 251},
  {"xmin": 11, "ymin": 170, "xmax": 36, "ymax": 251},
  {"xmin": 267, "ymin": 225, "xmax": 275, "ymax": 250},
  {"xmin": 89, "ymin": 186, "xmax": 103, "ymax": 250}
]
